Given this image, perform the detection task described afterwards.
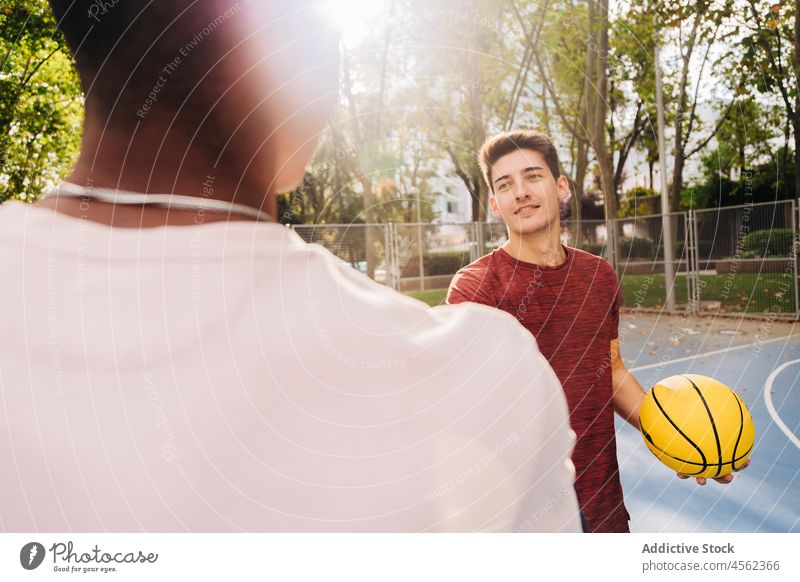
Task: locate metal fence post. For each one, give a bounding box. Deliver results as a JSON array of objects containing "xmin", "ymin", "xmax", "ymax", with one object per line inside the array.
[
  {"xmin": 416, "ymin": 222, "xmax": 425, "ymax": 292},
  {"xmin": 685, "ymin": 210, "xmax": 700, "ymax": 312},
  {"xmin": 793, "ymin": 200, "xmax": 799, "ymax": 319},
  {"xmin": 684, "ymin": 212, "xmax": 692, "ymax": 310},
  {"xmin": 383, "ymin": 223, "xmax": 391, "ymax": 288},
  {"xmin": 475, "ymin": 222, "xmax": 485, "ymax": 262},
  {"xmin": 607, "ymin": 218, "xmax": 617, "ymax": 272},
  {"xmin": 386, "ymin": 223, "xmax": 395, "ymax": 291},
  {"xmin": 692, "ymin": 210, "xmax": 700, "ymax": 307}
]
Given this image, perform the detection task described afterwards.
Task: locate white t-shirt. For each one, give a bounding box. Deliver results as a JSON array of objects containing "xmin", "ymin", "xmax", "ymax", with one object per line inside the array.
[{"xmin": 0, "ymin": 200, "xmax": 580, "ymax": 532}]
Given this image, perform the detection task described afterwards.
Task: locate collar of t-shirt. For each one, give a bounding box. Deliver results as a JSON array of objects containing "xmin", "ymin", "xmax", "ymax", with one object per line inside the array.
[{"xmin": 495, "ymin": 244, "xmax": 574, "ymax": 274}]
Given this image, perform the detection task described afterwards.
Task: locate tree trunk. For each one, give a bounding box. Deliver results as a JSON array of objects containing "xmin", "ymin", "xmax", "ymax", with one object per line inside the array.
[
  {"xmin": 342, "ymin": 50, "xmax": 379, "ymax": 275},
  {"xmin": 781, "ymin": 119, "xmax": 790, "ymax": 193},
  {"xmin": 471, "ymin": 171, "xmax": 487, "ymax": 223},
  {"xmin": 541, "ymin": 89, "xmax": 551, "ymax": 135},
  {"xmin": 669, "ymin": 8, "xmax": 701, "ymax": 211},
  {"xmin": 671, "ymin": 151, "xmax": 686, "ymax": 211},
  {"xmin": 469, "ymin": 112, "xmax": 487, "ymax": 221},
  {"xmin": 573, "ymin": 139, "xmax": 589, "ymax": 222},
  {"xmin": 795, "ymin": 3, "xmax": 800, "ymax": 199},
  {"xmin": 591, "ymin": 0, "xmax": 617, "ymax": 220}
]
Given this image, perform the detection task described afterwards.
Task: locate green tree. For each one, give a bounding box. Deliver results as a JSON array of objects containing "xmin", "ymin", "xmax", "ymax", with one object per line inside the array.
[
  {"xmin": 701, "ymin": 98, "xmax": 781, "ymax": 179},
  {"xmin": 410, "ymin": 0, "xmax": 518, "ymax": 222},
  {"xmin": 733, "ymin": 0, "xmax": 798, "ymax": 199},
  {"xmin": 0, "ymin": 0, "xmax": 82, "ymax": 202}
]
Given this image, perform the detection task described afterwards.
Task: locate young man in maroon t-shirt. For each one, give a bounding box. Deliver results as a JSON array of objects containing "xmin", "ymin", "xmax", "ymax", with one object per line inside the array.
[{"xmin": 446, "ymin": 130, "xmax": 739, "ymax": 532}]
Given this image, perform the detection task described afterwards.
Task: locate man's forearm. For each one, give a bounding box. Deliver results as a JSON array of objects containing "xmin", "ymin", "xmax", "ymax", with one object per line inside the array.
[{"xmin": 611, "ymin": 366, "xmax": 646, "ymax": 430}]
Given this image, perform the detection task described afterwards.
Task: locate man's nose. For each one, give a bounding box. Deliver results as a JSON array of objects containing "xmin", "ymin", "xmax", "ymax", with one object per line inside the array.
[{"xmin": 513, "ymin": 181, "xmax": 530, "ymax": 199}]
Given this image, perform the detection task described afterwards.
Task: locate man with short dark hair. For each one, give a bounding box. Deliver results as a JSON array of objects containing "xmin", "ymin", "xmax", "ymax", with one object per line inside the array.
[
  {"xmin": 449, "ymin": 130, "xmax": 637, "ymax": 532},
  {"xmin": 448, "ymin": 130, "xmax": 741, "ymax": 532},
  {"xmin": 0, "ymin": 4, "xmax": 581, "ymax": 532}
]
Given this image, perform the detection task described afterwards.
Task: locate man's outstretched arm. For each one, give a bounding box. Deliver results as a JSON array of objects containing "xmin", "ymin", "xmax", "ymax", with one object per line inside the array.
[{"xmin": 609, "ymin": 338, "xmax": 646, "ymax": 430}]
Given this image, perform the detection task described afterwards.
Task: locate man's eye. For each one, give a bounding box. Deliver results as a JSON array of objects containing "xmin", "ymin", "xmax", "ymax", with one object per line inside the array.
[
  {"xmin": 526, "ymin": 174, "xmax": 542, "ymax": 181},
  {"xmin": 497, "ymin": 183, "xmax": 509, "ymax": 191}
]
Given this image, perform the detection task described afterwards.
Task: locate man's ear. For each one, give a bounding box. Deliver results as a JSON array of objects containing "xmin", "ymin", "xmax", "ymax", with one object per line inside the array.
[
  {"xmin": 556, "ymin": 175, "xmax": 572, "ymax": 204},
  {"xmin": 489, "ymin": 194, "xmax": 502, "ymax": 218}
]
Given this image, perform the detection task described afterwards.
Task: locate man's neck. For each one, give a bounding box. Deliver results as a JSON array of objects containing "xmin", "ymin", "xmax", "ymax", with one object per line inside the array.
[
  {"xmin": 39, "ymin": 122, "xmax": 276, "ymax": 228},
  {"xmin": 503, "ymin": 230, "xmax": 566, "ymax": 267}
]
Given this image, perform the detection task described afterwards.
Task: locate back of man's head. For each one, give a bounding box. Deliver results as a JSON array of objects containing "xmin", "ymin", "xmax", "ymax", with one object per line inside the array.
[
  {"xmin": 50, "ymin": 2, "xmax": 224, "ymax": 110},
  {"xmin": 48, "ymin": 1, "xmax": 339, "ymax": 195},
  {"xmin": 49, "ymin": 1, "xmax": 337, "ymax": 120}
]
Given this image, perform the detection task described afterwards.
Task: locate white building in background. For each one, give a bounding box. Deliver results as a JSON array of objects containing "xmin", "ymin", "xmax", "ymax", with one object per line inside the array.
[
  {"xmin": 415, "ymin": 176, "xmax": 474, "ymax": 254},
  {"xmin": 430, "ymin": 176, "xmax": 473, "ymax": 224}
]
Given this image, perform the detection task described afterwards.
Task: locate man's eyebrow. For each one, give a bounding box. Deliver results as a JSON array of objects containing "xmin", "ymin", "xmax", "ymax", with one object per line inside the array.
[{"xmin": 493, "ymin": 166, "xmax": 544, "ymax": 185}]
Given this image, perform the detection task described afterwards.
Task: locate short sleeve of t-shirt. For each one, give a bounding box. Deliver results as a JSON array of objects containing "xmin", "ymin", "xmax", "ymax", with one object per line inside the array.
[{"xmin": 447, "ymin": 260, "xmax": 495, "ymax": 306}]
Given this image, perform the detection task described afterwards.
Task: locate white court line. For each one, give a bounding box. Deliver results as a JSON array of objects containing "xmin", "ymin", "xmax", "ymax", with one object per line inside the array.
[
  {"xmin": 629, "ymin": 334, "xmax": 799, "ymax": 373},
  {"xmin": 762, "ymin": 360, "xmax": 800, "ymax": 451}
]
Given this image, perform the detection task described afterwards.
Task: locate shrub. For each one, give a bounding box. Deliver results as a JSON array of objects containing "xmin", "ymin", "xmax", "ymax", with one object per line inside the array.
[
  {"xmin": 655, "ymin": 241, "xmax": 685, "ymax": 259},
  {"xmin": 739, "ymin": 228, "xmax": 794, "ymax": 257},
  {"xmin": 618, "ymin": 236, "xmax": 655, "ymax": 259},
  {"xmin": 401, "ymin": 251, "xmax": 471, "ymax": 277},
  {"xmin": 580, "ymin": 242, "xmax": 605, "ymax": 256},
  {"xmin": 617, "ymin": 187, "xmax": 660, "ymax": 217},
  {"xmin": 626, "ymin": 186, "xmax": 658, "ymax": 199}
]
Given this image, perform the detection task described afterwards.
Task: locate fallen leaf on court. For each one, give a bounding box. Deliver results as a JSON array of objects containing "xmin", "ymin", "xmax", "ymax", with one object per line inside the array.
[{"xmin": 718, "ymin": 329, "xmax": 743, "ymax": 336}]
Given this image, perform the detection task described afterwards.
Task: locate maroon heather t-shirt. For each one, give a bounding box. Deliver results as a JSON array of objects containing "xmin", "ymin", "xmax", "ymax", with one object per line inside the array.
[{"xmin": 447, "ymin": 245, "xmax": 629, "ymax": 533}]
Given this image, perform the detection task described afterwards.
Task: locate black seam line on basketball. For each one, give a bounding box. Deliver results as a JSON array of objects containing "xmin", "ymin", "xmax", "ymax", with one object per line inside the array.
[
  {"xmin": 641, "ymin": 432, "xmax": 753, "ymax": 467},
  {"xmin": 640, "ymin": 427, "xmax": 705, "ymax": 475},
  {"xmin": 731, "ymin": 394, "xmax": 745, "ymax": 471},
  {"xmin": 650, "ymin": 385, "xmax": 708, "ymax": 472},
  {"xmin": 640, "ymin": 428, "xmax": 752, "ymax": 467},
  {"xmin": 685, "ymin": 375, "xmax": 723, "ymax": 478}
]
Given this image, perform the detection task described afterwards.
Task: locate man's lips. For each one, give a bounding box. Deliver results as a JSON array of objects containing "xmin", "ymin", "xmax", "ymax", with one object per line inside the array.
[{"xmin": 514, "ymin": 203, "xmax": 541, "ymax": 215}]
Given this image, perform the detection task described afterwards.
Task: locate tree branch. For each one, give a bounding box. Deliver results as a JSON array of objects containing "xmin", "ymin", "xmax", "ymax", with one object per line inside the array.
[
  {"xmin": 685, "ymin": 97, "xmax": 736, "ymax": 158},
  {"xmin": 504, "ymin": 0, "xmax": 550, "ymax": 129},
  {"xmin": 20, "ymin": 45, "xmax": 61, "ymax": 90},
  {"xmin": 684, "ymin": 23, "xmax": 719, "ymax": 146}
]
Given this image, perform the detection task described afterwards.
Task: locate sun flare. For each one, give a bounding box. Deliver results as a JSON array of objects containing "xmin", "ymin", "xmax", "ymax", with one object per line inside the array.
[{"xmin": 318, "ymin": 0, "xmax": 386, "ymax": 44}]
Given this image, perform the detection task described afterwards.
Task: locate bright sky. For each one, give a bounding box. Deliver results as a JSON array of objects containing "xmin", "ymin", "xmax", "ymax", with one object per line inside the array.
[{"xmin": 318, "ymin": 0, "xmax": 387, "ymax": 45}]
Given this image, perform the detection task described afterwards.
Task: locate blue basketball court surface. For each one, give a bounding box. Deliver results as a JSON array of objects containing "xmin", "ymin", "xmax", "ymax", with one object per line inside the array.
[{"xmin": 618, "ymin": 312, "xmax": 800, "ymax": 532}]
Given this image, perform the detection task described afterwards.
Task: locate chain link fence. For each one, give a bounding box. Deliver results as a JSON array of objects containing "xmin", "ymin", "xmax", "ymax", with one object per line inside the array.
[
  {"xmin": 612, "ymin": 212, "xmax": 694, "ymax": 312},
  {"xmin": 562, "ymin": 219, "xmax": 608, "ymax": 257},
  {"xmin": 693, "ymin": 200, "xmax": 798, "ymax": 315},
  {"xmin": 292, "ymin": 223, "xmax": 391, "ymax": 283},
  {"xmin": 389, "ymin": 223, "xmax": 475, "ymax": 292},
  {"xmin": 290, "ymin": 199, "xmax": 800, "ymax": 319}
]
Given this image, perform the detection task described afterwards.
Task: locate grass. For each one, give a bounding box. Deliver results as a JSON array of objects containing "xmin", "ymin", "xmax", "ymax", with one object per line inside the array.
[
  {"xmin": 621, "ymin": 273, "xmax": 796, "ymax": 313},
  {"xmin": 405, "ymin": 274, "xmax": 798, "ymax": 313},
  {"xmin": 406, "ymin": 289, "xmax": 448, "ymax": 307}
]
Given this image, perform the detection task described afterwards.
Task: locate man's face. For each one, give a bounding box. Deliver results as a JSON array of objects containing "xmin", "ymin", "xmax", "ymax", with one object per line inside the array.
[{"xmin": 488, "ymin": 148, "xmax": 570, "ymax": 238}]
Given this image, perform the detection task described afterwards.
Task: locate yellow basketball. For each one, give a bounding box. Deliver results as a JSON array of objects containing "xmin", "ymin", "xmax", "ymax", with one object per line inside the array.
[{"xmin": 639, "ymin": 374, "xmax": 754, "ymax": 478}]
